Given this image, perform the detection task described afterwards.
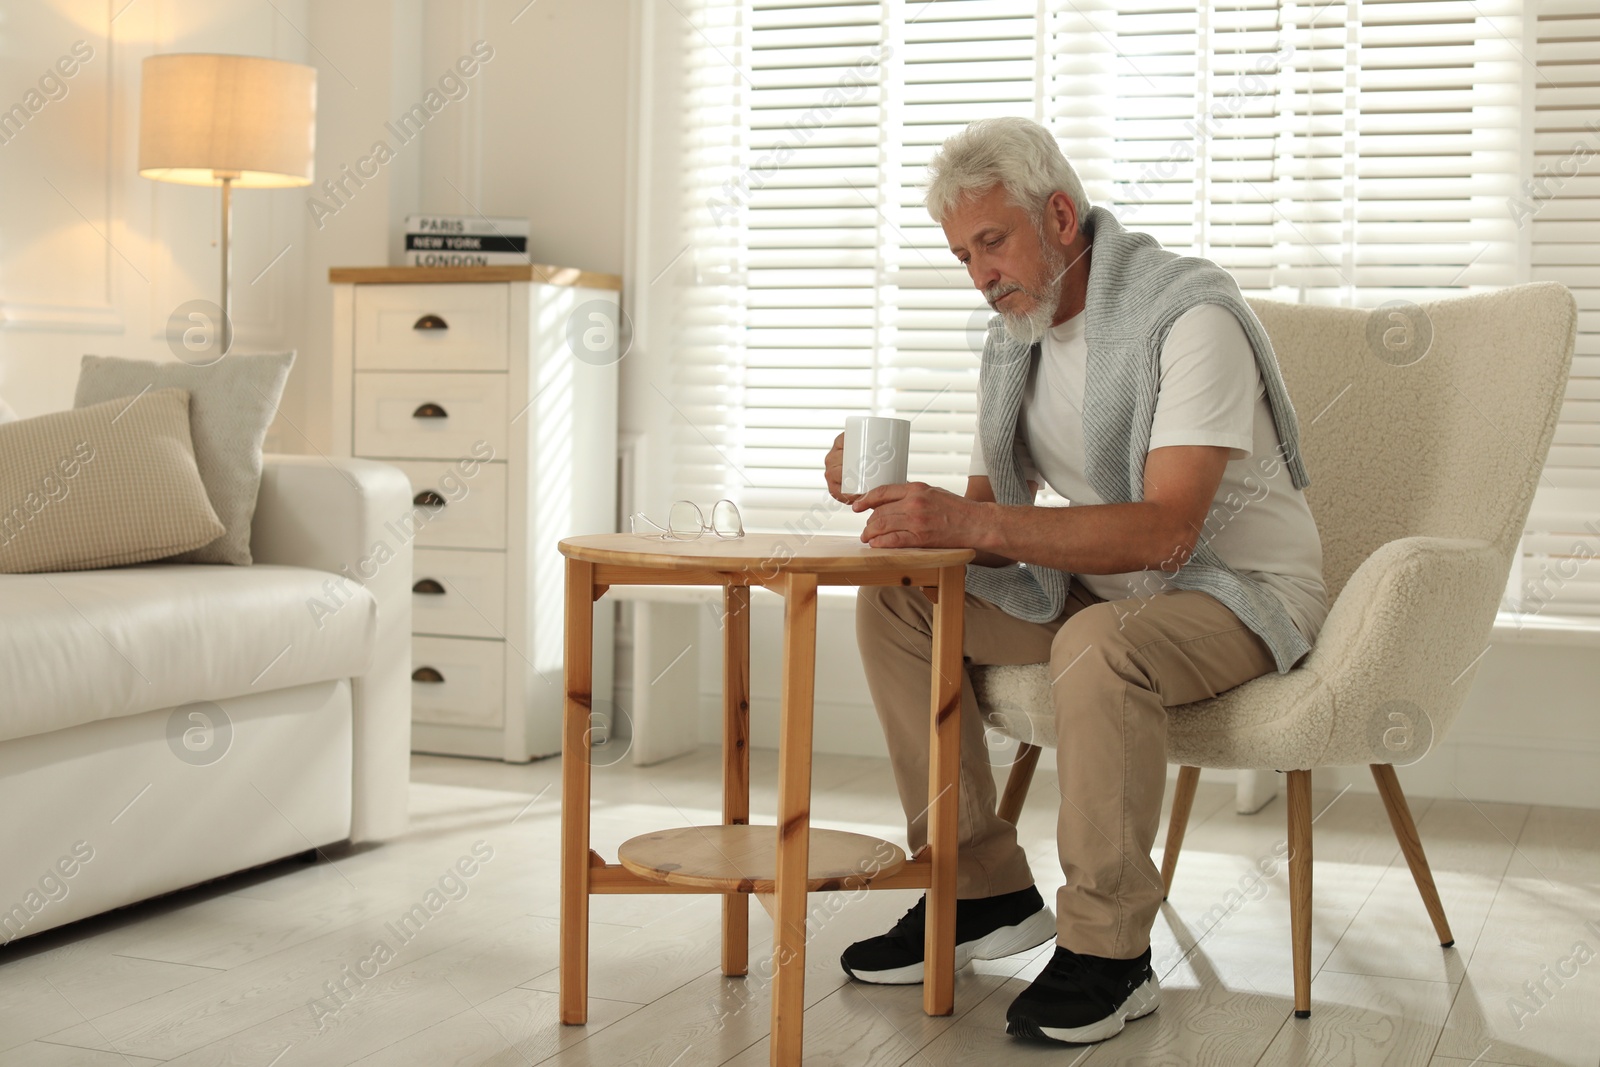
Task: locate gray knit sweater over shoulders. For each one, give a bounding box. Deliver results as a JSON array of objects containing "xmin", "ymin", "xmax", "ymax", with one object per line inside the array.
[{"xmin": 965, "ymin": 206, "xmax": 1314, "ymax": 674}]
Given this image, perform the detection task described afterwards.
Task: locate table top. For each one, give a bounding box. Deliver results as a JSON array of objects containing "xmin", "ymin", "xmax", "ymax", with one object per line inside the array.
[{"xmin": 558, "ymin": 533, "xmax": 973, "ymax": 575}]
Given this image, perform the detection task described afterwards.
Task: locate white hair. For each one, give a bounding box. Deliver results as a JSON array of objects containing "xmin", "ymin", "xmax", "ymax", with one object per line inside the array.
[{"xmin": 924, "ymin": 117, "xmax": 1090, "ymax": 230}]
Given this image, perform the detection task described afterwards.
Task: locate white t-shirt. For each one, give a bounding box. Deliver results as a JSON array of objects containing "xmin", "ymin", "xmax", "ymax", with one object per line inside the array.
[{"xmin": 969, "ymin": 303, "xmax": 1330, "ymax": 645}]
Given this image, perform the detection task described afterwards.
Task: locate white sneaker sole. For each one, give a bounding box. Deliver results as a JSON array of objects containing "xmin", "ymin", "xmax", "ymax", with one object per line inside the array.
[
  {"xmin": 1026, "ymin": 974, "xmax": 1162, "ymax": 1044},
  {"xmin": 845, "ymin": 906, "xmax": 1057, "ymax": 985}
]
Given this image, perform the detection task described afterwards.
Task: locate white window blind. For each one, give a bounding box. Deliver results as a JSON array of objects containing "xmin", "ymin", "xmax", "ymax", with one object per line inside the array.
[
  {"xmin": 665, "ymin": 0, "xmax": 1591, "ymax": 611},
  {"xmin": 676, "ymin": 0, "xmax": 1045, "ymax": 530},
  {"xmin": 1050, "ymin": 0, "xmax": 1522, "ymax": 301},
  {"xmin": 1516, "ymin": 0, "xmax": 1600, "ymax": 615}
]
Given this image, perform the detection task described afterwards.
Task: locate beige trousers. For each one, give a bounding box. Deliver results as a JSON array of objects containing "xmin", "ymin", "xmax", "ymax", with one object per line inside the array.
[{"xmin": 855, "ymin": 579, "xmax": 1278, "ymax": 959}]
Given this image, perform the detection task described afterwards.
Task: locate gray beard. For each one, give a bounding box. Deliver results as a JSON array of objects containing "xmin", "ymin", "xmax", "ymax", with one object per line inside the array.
[
  {"xmin": 998, "ymin": 295, "xmax": 1059, "ymax": 347},
  {"xmin": 992, "ymin": 240, "xmax": 1070, "ymax": 347}
]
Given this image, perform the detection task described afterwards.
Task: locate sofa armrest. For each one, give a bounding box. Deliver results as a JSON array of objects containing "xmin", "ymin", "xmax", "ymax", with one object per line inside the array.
[
  {"xmin": 1306, "ymin": 535, "xmax": 1509, "ymax": 766},
  {"xmin": 251, "ymin": 454, "xmax": 413, "ymax": 843}
]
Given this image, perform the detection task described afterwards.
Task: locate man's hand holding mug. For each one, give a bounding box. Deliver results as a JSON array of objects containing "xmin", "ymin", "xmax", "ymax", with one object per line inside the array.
[{"xmin": 823, "ymin": 415, "xmax": 983, "ymax": 549}]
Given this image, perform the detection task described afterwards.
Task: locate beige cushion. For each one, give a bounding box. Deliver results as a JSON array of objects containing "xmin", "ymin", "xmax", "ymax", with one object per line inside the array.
[
  {"xmin": 74, "ymin": 352, "xmax": 295, "ymax": 565},
  {"xmin": 0, "ymin": 389, "xmax": 225, "ymax": 573}
]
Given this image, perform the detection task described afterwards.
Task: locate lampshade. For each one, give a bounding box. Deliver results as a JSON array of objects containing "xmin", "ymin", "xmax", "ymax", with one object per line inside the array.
[{"xmin": 138, "ymin": 53, "xmax": 316, "ymax": 188}]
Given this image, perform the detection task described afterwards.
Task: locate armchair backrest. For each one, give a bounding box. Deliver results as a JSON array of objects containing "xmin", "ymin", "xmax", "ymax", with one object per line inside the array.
[{"xmin": 1247, "ymin": 284, "xmax": 1578, "ymax": 604}]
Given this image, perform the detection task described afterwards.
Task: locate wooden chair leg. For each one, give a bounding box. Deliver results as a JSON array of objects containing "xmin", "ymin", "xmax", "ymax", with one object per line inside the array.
[
  {"xmin": 996, "ymin": 741, "xmax": 1042, "ymax": 825},
  {"xmin": 1287, "ymin": 769, "xmax": 1313, "ymax": 1018},
  {"xmin": 1160, "ymin": 766, "xmax": 1201, "ymax": 900},
  {"xmin": 1371, "ymin": 763, "xmax": 1455, "ymax": 948}
]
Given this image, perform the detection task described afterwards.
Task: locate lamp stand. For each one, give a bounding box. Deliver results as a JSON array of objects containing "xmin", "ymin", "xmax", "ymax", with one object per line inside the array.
[{"xmin": 217, "ymin": 170, "xmax": 238, "ymax": 356}]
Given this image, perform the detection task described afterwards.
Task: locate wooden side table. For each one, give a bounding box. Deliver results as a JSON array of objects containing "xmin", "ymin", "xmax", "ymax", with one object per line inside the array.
[{"xmin": 558, "ymin": 533, "xmax": 974, "ymax": 1065}]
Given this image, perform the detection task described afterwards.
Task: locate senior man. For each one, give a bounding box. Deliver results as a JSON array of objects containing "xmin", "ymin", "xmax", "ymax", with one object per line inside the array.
[{"xmin": 823, "ymin": 116, "xmax": 1328, "ymax": 1045}]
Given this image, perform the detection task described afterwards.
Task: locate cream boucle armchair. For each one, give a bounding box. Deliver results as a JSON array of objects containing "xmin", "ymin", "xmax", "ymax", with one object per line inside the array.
[{"xmin": 970, "ymin": 282, "xmax": 1578, "ymax": 1018}]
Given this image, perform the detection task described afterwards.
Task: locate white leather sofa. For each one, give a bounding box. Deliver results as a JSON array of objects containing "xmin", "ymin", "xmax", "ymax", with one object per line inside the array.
[{"xmin": 0, "ymin": 454, "xmax": 413, "ymax": 946}]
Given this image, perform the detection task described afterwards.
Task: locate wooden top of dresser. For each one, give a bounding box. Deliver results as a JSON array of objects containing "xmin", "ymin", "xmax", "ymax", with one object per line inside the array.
[{"xmin": 328, "ymin": 264, "xmax": 622, "ymax": 291}]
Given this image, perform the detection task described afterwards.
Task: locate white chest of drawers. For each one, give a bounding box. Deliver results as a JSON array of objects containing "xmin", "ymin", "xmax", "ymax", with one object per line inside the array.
[{"xmin": 329, "ymin": 265, "xmax": 618, "ymax": 761}]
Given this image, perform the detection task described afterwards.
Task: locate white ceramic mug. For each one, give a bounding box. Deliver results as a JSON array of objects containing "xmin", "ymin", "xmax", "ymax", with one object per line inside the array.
[{"xmin": 842, "ymin": 415, "xmax": 911, "ymax": 495}]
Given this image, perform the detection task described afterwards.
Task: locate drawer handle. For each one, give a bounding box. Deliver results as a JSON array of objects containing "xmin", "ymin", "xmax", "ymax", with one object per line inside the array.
[
  {"xmin": 414, "ymin": 490, "xmax": 447, "ymax": 508},
  {"xmin": 413, "ymin": 313, "xmax": 449, "ymax": 331},
  {"xmin": 413, "ymin": 578, "xmax": 447, "ymax": 595},
  {"xmin": 412, "ymin": 402, "xmax": 449, "ymax": 419},
  {"xmin": 412, "ymin": 666, "xmax": 445, "ymax": 683}
]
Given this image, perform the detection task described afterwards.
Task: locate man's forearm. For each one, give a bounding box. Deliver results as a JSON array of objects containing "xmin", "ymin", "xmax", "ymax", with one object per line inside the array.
[{"xmin": 968, "ymin": 500, "xmax": 1194, "ymax": 576}]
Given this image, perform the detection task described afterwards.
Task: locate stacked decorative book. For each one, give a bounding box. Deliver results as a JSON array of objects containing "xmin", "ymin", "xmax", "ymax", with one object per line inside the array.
[{"xmin": 403, "ymin": 215, "xmax": 530, "ymax": 267}]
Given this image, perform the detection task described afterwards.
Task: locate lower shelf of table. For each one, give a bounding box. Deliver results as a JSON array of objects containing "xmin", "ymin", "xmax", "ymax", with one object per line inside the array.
[{"xmin": 614, "ymin": 825, "xmax": 911, "ymax": 893}]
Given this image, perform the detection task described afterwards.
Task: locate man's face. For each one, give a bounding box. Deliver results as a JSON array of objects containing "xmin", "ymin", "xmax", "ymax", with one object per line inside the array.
[{"xmin": 942, "ymin": 184, "xmax": 1071, "ymax": 345}]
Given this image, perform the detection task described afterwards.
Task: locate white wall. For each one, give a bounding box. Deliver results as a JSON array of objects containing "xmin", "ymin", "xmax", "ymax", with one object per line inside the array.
[
  {"xmin": 296, "ymin": 0, "xmax": 629, "ymax": 455},
  {"xmin": 413, "ymin": 0, "xmax": 629, "ymax": 277},
  {"xmin": 295, "ymin": 0, "xmax": 426, "ymax": 455},
  {"xmin": 0, "ymin": 0, "xmax": 631, "ymax": 456},
  {"xmin": 0, "ymin": 0, "xmax": 313, "ymax": 422}
]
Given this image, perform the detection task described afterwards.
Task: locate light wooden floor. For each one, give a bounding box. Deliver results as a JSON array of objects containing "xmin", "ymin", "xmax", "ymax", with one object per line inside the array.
[{"xmin": 3, "ymin": 745, "xmax": 1599, "ymax": 1066}]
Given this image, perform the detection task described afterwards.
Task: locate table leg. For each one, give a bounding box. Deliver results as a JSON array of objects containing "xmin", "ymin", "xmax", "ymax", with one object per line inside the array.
[
  {"xmin": 771, "ymin": 571, "xmax": 818, "ymax": 1066},
  {"xmin": 924, "ymin": 564, "xmax": 964, "ymax": 1017},
  {"xmin": 722, "ymin": 584, "xmax": 751, "ymax": 976},
  {"xmin": 560, "ymin": 558, "xmax": 595, "ymax": 1025}
]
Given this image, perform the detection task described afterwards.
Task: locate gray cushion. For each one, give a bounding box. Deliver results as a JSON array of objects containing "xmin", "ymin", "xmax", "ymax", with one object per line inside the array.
[{"xmin": 74, "ymin": 352, "xmax": 294, "ymax": 564}]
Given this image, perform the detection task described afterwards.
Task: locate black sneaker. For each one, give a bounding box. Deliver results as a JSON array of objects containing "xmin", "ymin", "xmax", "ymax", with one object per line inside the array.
[
  {"xmin": 1005, "ymin": 943, "xmax": 1160, "ymax": 1044},
  {"xmin": 839, "ymin": 885, "xmax": 1056, "ymax": 985}
]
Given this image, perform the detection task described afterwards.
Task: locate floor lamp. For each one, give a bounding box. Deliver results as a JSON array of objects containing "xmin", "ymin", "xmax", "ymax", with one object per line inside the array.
[{"xmin": 138, "ymin": 53, "xmax": 316, "ymax": 356}]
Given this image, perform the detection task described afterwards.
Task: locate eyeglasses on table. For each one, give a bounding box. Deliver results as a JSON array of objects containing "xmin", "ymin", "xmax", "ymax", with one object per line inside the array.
[{"xmin": 628, "ymin": 498, "xmax": 744, "ymax": 540}]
